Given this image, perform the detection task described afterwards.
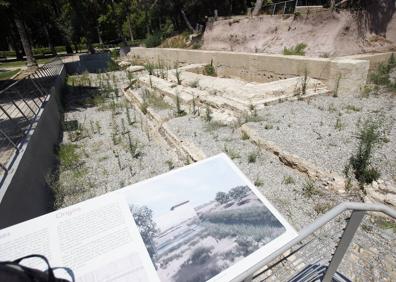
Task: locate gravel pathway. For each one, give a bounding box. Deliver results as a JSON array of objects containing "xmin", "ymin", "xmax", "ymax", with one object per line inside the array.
[
  {"xmin": 247, "ymin": 92, "xmax": 396, "ymax": 185},
  {"xmin": 56, "ymin": 72, "xmax": 182, "ymax": 208},
  {"xmin": 165, "ymin": 115, "xmax": 349, "ymax": 230}
]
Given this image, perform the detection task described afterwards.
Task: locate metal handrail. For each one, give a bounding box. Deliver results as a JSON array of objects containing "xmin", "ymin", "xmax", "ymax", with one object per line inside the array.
[{"xmin": 233, "ymin": 202, "xmax": 396, "ymax": 281}]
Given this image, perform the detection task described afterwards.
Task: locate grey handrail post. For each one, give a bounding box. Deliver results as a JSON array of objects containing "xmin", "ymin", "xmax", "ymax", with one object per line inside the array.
[{"xmin": 322, "ymin": 210, "xmax": 366, "ymax": 282}]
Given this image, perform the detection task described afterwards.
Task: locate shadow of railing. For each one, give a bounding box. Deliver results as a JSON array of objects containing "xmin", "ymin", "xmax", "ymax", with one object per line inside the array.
[{"xmin": 0, "ymin": 57, "xmax": 64, "ymax": 182}]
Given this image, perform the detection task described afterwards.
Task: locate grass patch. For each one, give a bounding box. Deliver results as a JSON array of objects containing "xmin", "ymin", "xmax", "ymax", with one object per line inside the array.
[
  {"xmin": 0, "ymin": 69, "xmax": 20, "ymax": 80},
  {"xmin": 282, "ymin": 175, "xmax": 295, "ymax": 185},
  {"xmin": 224, "ymin": 144, "xmax": 240, "ymax": 159},
  {"xmin": 203, "ymin": 60, "xmax": 217, "ymax": 77},
  {"xmin": 283, "ymin": 43, "xmax": 307, "ymax": 56},
  {"xmin": 247, "ymin": 152, "xmax": 258, "ymax": 163},
  {"xmin": 302, "ymin": 179, "xmax": 320, "ymax": 197},
  {"xmin": 58, "ymin": 144, "xmax": 80, "ymax": 169}
]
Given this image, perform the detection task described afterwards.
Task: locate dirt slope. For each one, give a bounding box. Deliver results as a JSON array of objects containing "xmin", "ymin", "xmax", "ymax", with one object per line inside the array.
[{"xmin": 202, "ymin": 10, "xmax": 396, "ymax": 57}]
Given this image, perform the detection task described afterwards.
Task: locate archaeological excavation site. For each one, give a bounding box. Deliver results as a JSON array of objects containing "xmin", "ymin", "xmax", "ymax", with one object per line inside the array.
[{"xmin": 0, "ymin": 1, "xmax": 396, "ymax": 282}]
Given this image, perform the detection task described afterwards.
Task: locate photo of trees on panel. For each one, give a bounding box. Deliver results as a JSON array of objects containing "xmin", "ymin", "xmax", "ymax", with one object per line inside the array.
[{"xmin": 125, "ymin": 156, "xmax": 286, "ymax": 282}]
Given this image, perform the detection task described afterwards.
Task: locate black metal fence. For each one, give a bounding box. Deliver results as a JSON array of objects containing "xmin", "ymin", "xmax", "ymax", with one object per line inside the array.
[{"xmin": 0, "ymin": 57, "xmax": 64, "ymax": 179}]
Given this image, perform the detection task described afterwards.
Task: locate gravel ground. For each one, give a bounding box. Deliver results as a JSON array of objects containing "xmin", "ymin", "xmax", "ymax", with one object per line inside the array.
[
  {"xmin": 165, "ymin": 114, "xmax": 350, "ymax": 230},
  {"xmin": 246, "ymin": 91, "xmax": 396, "ymax": 185},
  {"xmin": 164, "ymin": 113, "xmax": 395, "ymax": 281},
  {"xmin": 56, "ymin": 72, "xmax": 182, "ymax": 208}
]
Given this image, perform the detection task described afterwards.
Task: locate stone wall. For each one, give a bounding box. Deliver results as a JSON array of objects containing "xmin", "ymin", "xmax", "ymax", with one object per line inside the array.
[
  {"xmin": 127, "ymin": 47, "xmax": 370, "ymax": 96},
  {"xmin": 0, "ymin": 68, "xmax": 66, "ymax": 229}
]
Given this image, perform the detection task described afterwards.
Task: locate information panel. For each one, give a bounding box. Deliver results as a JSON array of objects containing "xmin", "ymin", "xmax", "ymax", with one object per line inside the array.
[{"xmin": 0, "ymin": 154, "xmax": 297, "ymax": 282}]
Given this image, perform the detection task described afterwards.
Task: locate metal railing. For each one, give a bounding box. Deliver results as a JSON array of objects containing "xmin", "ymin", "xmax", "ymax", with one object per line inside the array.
[
  {"xmin": 0, "ymin": 57, "xmax": 64, "ymax": 180},
  {"xmin": 236, "ymin": 202, "xmax": 396, "ymax": 282}
]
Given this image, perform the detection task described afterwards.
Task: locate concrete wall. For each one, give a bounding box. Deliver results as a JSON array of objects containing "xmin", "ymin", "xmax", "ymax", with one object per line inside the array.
[
  {"xmin": 65, "ymin": 52, "xmax": 111, "ymax": 74},
  {"xmin": 0, "ymin": 68, "xmax": 66, "ymax": 229},
  {"xmin": 128, "ymin": 47, "xmax": 370, "ymax": 96},
  {"xmin": 344, "ymin": 52, "xmax": 396, "ymax": 72}
]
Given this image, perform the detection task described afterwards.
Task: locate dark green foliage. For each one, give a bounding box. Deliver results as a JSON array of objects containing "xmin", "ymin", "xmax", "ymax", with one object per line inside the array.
[
  {"xmin": 369, "ymin": 54, "xmax": 396, "ymax": 88},
  {"xmin": 58, "ymin": 144, "xmax": 80, "ymax": 169},
  {"xmin": 144, "ymin": 32, "xmax": 162, "ymax": 48},
  {"xmin": 346, "ymin": 118, "xmax": 386, "ymax": 186},
  {"xmin": 283, "ymin": 43, "xmax": 307, "ymax": 56},
  {"xmin": 203, "ymin": 60, "xmax": 217, "ymax": 77},
  {"xmin": 107, "ymin": 59, "xmax": 120, "ymax": 71}
]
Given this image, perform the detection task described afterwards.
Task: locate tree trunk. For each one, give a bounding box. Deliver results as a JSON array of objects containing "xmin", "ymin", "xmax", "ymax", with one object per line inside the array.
[
  {"xmin": 330, "ymin": 0, "xmax": 336, "ymax": 11},
  {"xmin": 252, "ymin": 0, "xmax": 264, "ymax": 16},
  {"xmin": 181, "ymin": 10, "xmax": 196, "ymax": 33},
  {"xmin": 43, "ymin": 25, "xmax": 57, "ymax": 56},
  {"xmin": 127, "ymin": 15, "xmax": 134, "ymax": 43},
  {"xmin": 14, "ymin": 15, "xmax": 37, "ymax": 67},
  {"xmin": 96, "ymin": 26, "xmax": 103, "ymax": 46}
]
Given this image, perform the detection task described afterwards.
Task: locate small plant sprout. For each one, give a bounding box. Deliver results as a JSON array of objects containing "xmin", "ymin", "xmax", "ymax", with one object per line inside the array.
[
  {"xmin": 175, "ymin": 93, "xmax": 186, "ymax": 117},
  {"xmin": 335, "ymin": 117, "xmax": 343, "ymax": 130},
  {"xmin": 95, "ymin": 121, "xmax": 101, "ymax": 134},
  {"xmin": 345, "ymin": 117, "xmax": 387, "ymax": 187},
  {"xmin": 301, "ymin": 67, "xmax": 308, "ymax": 96},
  {"xmin": 126, "ymin": 106, "xmax": 134, "ymax": 125},
  {"xmin": 121, "ymin": 118, "xmax": 127, "ymax": 134},
  {"xmin": 302, "ymin": 179, "xmax": 320, "ymax": 197},
  {"xmin": 203, "ymin": 59, "xmax": 217, "ymax": 77},
  {"xmin": 333, "ymin": 73, "xmax": 342, "ymax": 97},
  {"xmin": 127, "ymin": 133, "xmax": 140, "ymax": 158},
  {"xmin": 205, "ymin": 105, "xmax": 212, "ymax": 122},
  {"xmin": 254, "ymin": 176, "xmax": 263, "ymax": 187},
  {"xmin": 165, "ymin": 160, "xmax": 175, "ymax": 170},
  {"xmin": 282, "ymin": 175, "xmax": 295, "ymax": 185},
  {"xmin": 247, "ymin": 151, "xmax": 258, "ymax": 163},
  {"xmin": 191, "ymin": 95, "xmax": 197, "ymax": 115},
  {"xmin": 175, "ymin": 66, "xmax": 182, "ymax": 85},
  {"xmin": 241, "ymin": 131, "xmax": 249, "ymax": 140},
  {"xmin": 144, "ymin": 62, "xmax": 154, "ymax": 75},
  {"xmin": 223, "ymin": 144, "xmax": 240, "ymax": 159},
  {"xmin": 283, "ymin": 43, "xmax": 307, "ymax": 56}
]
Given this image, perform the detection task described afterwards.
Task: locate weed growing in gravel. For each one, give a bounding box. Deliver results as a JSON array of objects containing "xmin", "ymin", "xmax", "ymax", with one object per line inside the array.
[
  {"xmin": 301, "ymin": 67, "xmax": 308, "ymax": 96},
  {"xmin": 283, "ymin": 43, "xmax": 307, "ymax": 56},
  {"xmin": 224, "ymin": 144, "xmax": 240, "ymax": 159},
  {"xmin": 302, "ymin": 179, "xmax": 320, "ymax": 197},
  {"xmin": 58, "ymin": 144, "xmax": 80, "ymax": 169},
  {"xmin": 175, "ymin": 67, "xmax": 182, "ymax": 85},
  {"xmin": 345, "ymin": 117, "xmax": 387, "ymax": 187},
  {"xmin": 175, "ymin": 93, "xmax": 186, "ymax": 117},
  {"xmin": 191, "ymin": 95, "xmax": 197, "ymax": 115},
  {"xmin": 127, "ymin": 133, "xmax": 141, "ymax": 158},
  {"xmin": 165, "ymin": 160, "xmax": 175, "ymax": 170},
  {"xmin": 203, "ymin": 60, "xmax": 217, "ymax": 77},
  {"xmin": 254, "ymin": 177, "xmax": 263, "ymax": 187},
  {"xmin": 335, "ymin": 117, "xmax": 344, "ymax": 130},
  {"xmin": 282, "ymin": 175, "xmax": 295, "ymax": 185},
  {"xmin": 247, "ymin": 152, "xmax": 258, "ymax": 163},
  {"xmin": 241, "ymin": 131, "xmax": 249, "ymax": 140},
  {"xmin": 369, "ymin": 54, "xmax": 396, "ymax": 89},
  {"xmin": 144, "ymin": 62, "xmax": 155, "ymax": 75},
  {"xmin": 140, "ymin": 101, "xmax": 148, "ymax": 114},
  {"xmin": 205, "ymin": 105, "xmax": 212, "ymax": 122},
  {"xmin": 344, "ymin": 104, "xmax": 361, "ymax": 112},
  {"xmin": 95, "ymin": 121, "xmax": 101, "ymax": 134},
  {"xmin": 333, "ymin": 73, "xmax": 342, "ymax": 97},
  {"xmin": 125, "ymin": 106, "xmax": 135, "ymax": 125},
  {"xmin": 327, "ymin": 104, "xmax": 337, "ymax": 112},
  {"xmin": 264, "ymin": 124, "xmax": 274, "ymax": 130},
  {"xmin": 313, "ymin": 203, "xmax": 332, "ymax": 215},
  {"xmin": 205, "ymin": 121, "xmax": 226, "ymax": 132}
]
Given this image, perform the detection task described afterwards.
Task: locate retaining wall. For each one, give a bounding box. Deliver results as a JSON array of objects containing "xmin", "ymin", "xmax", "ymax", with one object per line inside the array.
[
  {"xmin": 128, "ymin": 47, "xmax": 371, "ymax": 96},
  {"xmin": 0, "ymin": 68, "xmax": 66, "ymax": 229}
]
